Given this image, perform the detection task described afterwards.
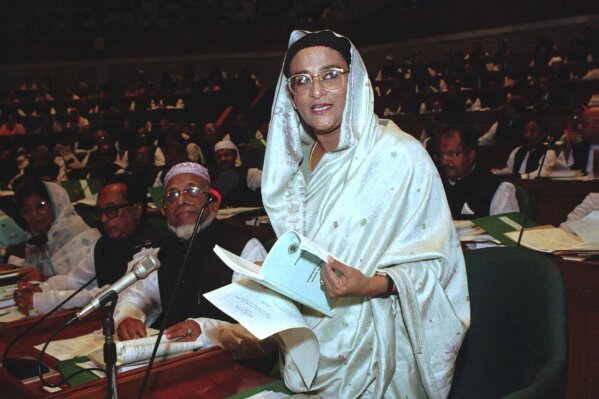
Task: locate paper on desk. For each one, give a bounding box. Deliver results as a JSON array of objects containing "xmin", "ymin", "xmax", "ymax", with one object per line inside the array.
[
  {"xmin": 88, "ymin": 335, "xmax": 202, "ymax": 367},
  {"xmin": 0, "ymin": 307, "xmax": 26, "ymax": 322},
  {"xmin": 566, "ymin": 211, "xmax": 599, "ymax": 243},
  {"xmin": 34, "ymin": 329, "xmax": 105, "ymax": 361},
  {"xmin": 75, "ymin": 359, "xmax": 145, "ymax": 377},
  {"xmin": 504, "ymin": 226, "xmax": 590, "ymax": 253},
  {"xmin": 204, "ymin": 278, "xmax": 319, "ymax": 387},
  {"xmin": 34, "ymin": 327, "xmax": 160, "ymax": 362}
]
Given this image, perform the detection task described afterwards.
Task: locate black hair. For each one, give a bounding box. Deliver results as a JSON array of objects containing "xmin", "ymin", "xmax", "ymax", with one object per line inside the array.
[
  {"xmin": 440, "ymin": 126, "xmax": 479, "ymax": 152},
  {"xmin": 283, "ymin": 31, "xmax": 352, "ymax": 77},
  {"xmin": 102, "ymin": 173, "xmax": 148, "ymax": 215},
  {"xmin": 15, "ymin": 178, "xmax": 51, "ymax": 210}
]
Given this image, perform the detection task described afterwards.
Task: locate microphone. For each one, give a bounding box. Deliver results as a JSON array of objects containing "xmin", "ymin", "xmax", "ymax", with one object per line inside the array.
[
  {"xmin": 74, "ymin": 254, "xmax": 160, "ymax": 320},
  {"xmin": 208, "ymin": 188, "xmax": 221, "ymax": 204}
]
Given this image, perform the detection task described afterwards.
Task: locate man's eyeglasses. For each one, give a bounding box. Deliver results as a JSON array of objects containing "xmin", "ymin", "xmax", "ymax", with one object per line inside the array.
[
  {"xmin": 95, "ymin": 203, "xmax": 132, "ymax": 220},
  {"xmin": 287, "ymin": 67, "xmax": 350, "ymax": 96},
  {"xmin": 20, "ymin": 200, "xmax": 50, "ymax": 217},
  {"xmin": 435, "ymin": 151, "xmax": 463, "ymax": 161},
  {"xmin": 162, "ymin": 186, "xmax": 207, "ymax": 206}
]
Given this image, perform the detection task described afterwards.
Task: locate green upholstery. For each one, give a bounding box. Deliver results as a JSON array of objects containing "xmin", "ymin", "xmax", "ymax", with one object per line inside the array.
[{"xmin": 449, "ymin": 247, "xmax": 568, "ymax": 399}]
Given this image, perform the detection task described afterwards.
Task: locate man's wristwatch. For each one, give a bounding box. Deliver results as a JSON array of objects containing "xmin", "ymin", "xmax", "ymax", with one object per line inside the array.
[{"xmin": 375, "ymin": 271, "xmax": 394, "ymax": 297}]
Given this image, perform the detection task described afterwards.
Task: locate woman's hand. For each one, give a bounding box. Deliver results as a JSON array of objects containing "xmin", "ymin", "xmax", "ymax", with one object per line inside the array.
[
  {"xmin": 14, "ymin": 281, "xmax": 42, "ymax": 314},
  {"xmin": 320, "ymin": 256, "xmax": 391, "ymax": 298},
  {"xmin": 165, "ymin": 320, "xmax": 202, "ymax": 342}
]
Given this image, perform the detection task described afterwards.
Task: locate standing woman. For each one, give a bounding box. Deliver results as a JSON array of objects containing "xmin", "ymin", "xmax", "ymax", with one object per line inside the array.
[
  {"xmin": 14, "ymin": 179, "xmax": 100, "ymax": 281},
  {"xmin": 262, "ymin": 31, "xmax": 470, "ymax": 398}
]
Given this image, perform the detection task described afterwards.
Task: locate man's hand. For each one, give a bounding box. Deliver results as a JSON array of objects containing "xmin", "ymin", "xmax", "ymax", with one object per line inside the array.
[
  {"xmin": 14, "ymin": 281, "xmax": 42, "ymax": 314},
  {"xmin": 18, "ymin": 266, "xmax": 45, "ymax": 282},
  {"xmin": 165, "ymin": 320, "xmax": 201, "ymax": 342},
  {"xmin": 321, "ymin": 256, "xmax": 391, "ymax": 298},
  {"xmin": 117, "ymin": 317, "xmax": 147, "ymax": 340}
]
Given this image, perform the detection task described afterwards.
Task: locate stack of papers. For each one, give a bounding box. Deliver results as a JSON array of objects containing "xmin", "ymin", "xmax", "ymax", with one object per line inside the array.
[
  {"xmin": 0, "ymin": 267, "xmax": 22, "ymax": 281},
  {"xmin": 454, "ymin": 220, "xmax": 499, "ymax": 244},
  {"xmin": 504, "ymin": 228, "xmax": 598, "ymax": 255},
  {"xmin": 504, "ymin": 211, "xmax": 599, "ymax": 255},
  {"xmin": 35, "ymin": 328, "xmax": 201, "ymax": 369},
  {"xmin": 0, "ymin": 283, "xmax": 17, "ymax": 309}
]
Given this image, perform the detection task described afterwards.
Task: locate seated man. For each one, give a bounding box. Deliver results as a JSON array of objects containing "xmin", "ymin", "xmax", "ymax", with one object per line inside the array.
[
  {"xmin": 492, "ymin": 120, "xmax": 557, "ymax": 179},
  {"xmin": 115, "ymin": 162, "xmax": 273, "ymax": 361},
  {"xmin": 557, "ymin": 106, "xmax": 599, "ymax": 177},
  {"xmin": 438, "ymin": 127, "xmax": 519, "ymax": 220},
  {"xmin": 14, "ymin": 174, "xmax": 168, "ymax": 314},
  {"xmin": 212, "ymin": 139, "xmax": 262, "ymax": 207}
]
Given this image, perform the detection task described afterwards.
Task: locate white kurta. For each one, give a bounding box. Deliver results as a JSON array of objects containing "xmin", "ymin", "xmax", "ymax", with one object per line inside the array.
[
  {"xmin": 262, "ymin": 30, "xmax": 470, "ymax": 399},
  {"xmin": 113, "ymin": 238, "xmax": 267, "ymax": 351}
]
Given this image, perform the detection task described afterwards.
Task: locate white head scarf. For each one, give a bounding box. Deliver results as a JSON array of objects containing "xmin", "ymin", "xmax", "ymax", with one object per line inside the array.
[
  {"xmin": 25, "ymin": 182, "xmax": 100, "ymax": 277},
  {"xmin": 263, "ymin": 30, "xmax": 378, "ymax": 237}
]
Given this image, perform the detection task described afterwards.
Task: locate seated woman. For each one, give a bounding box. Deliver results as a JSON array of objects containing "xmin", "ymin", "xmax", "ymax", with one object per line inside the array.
[{"xmin": 12, "ymin": 178, "xmax": 100, "ymax": 281}]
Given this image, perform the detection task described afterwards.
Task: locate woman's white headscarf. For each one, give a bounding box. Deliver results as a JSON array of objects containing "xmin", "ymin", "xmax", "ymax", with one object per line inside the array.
[
  {"xmin": 25, "ymin": 182, "xmax": 100, "ymax": 278},
  {"xmin": 263, "ymin": 30, "xmax": 470, "ymax": 398}
]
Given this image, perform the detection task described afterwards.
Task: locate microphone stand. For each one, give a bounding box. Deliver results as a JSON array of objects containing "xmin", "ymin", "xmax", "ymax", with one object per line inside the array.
[
  {"xmin": 137, "ymin": 195, "xmax": 217, "ymax": 399},
  {"xmin": 2, "ymin": 276, "xmax": 97, "ymax": 378},
  {"xmin": 101, "ymin": 292, "xmax": 119, "ymax": 399}
]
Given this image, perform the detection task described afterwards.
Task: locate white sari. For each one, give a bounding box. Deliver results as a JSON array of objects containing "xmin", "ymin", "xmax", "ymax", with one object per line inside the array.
[{"xmin": 262, "ymin": 30, "xmax": 470, "ymax": 399}]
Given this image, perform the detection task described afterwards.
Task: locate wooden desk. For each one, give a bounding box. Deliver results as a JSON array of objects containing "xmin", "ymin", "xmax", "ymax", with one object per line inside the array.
[
  {"xmin": 504, "ymin": 178, "xmax": 598, "ymax": 226},
  {"xmin": 0, "ymin": 309, "xmax": 91, "ymax": 344},
  {"xmin": 1, "ymin": 311, "xmax": 271, "ymax": 398},
  {"xmin": 554, "ymin": 258, "xmax": 599, "ymax": 399}
]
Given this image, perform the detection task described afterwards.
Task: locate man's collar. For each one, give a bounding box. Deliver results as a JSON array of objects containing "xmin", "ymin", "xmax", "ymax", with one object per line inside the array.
[{"xmin": 448, "ymin": 163, "xmax": 476, "ymax": 185}]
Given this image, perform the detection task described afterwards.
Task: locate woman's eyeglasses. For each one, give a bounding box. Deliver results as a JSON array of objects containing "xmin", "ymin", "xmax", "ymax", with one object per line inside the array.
[
  {"xmin": 94, "ymin": 203, "xmax": 133, "ymax": 220},
  {"xmin": 287, "ymin": 67, "xmax": 349, "ymax": 96},
  {"xmin": 20, "ymin": 200, "xmax": 50, "ymax": 217},
  {"xmin": 162, "ymin": 186, "xmax": 207, "ymax": 206}
]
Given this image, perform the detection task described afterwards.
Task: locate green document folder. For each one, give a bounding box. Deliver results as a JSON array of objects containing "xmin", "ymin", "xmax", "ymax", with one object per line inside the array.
[
  {"xmin": 60, "ymin": 180, "xmax": 103, "ymax": 202},
  {"xmin": 473, "ymin": 212, "xmax": 537, "ymax": 247},
  {"xmin": 224, "ymin": 379, "xmax": 292, "ymax": 399},
  {"xmin": 56, "ymin": 356, "xmax": 100, "ymax": 387}
]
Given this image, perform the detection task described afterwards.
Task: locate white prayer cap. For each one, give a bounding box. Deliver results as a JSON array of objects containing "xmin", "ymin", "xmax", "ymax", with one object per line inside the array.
[
  {"xmin": 214, "ymin": 139, "xmax": 242, "ymax": 167},
  {"xmin": 163, "ymin": 162, "xmax": 210, "ymax": 187},
  {"xmin": 548, "ymin": 56, "xmax": 563, "ymax": 67},
  {"xmin": 214, "ymin": 140, "xmax": 238, "ymax": 153}
]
